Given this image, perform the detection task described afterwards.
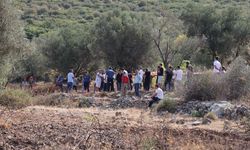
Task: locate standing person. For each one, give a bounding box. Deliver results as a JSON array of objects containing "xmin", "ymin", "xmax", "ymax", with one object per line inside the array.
[
  {"xmin": 157, "ymin": 64, "xmax": 164, "ymax": 86},
  {"xmin": 82, "ymin": 72, "xmax": 91, "ymax": 93},
  {"xmin": 134, "ymin": 70, "xmax": 142, "ymax": 97},
  {"xmin": 28, "ymin": 75, "xmax": 34, "ymax": 89},
  {"xmin": 186, "ymin": 62, "xmax": 193, "ymax": 82},
  {"xmin": 56, "ymin": 74, "xmax": 64, "ymax": 92},
  {"xmin": 94, "ymin": 71, "xmax": 102, "ymax": 93},
  {"xmin": 102, "ymin": 71, "xmax": 108, "ymax": 91},
  {"xmin": 213, "ymin": 56, "xmax": 222, "ymax": 73},
  {"xmin": 138, "ymin": 67, "xmax": 144, "ymax": 89},
  {"xmin": 106, "ymin": 67, "xmax": 115, "ymax": 92},
  {"xmin": 148, "ymin": 84, "xmax": 164, "ymax": 107},
  {"xmin": 116, "ymin": 69, "xmax": 122, "ymax": 91},
  {"xmin": 128, "ymin": 70, "xmax": 133, "ymax": 91},
  {"xmin": 165, "ymin": 66, "xmax": 174, "ymax": 91},
  {"xmin": 175, "ymin": 66, "xmax": 183, "ymax": 91},
  {"xmin": 143, "ymin": 69, "xmax": 151, "ymax": 91},
  {"xmin": 121, "ymin": 70, "xmax": 130, "ymax": 96},
  {"xmin": 67, "ymin": 69, "xmax": 74, "ymax": 93}
]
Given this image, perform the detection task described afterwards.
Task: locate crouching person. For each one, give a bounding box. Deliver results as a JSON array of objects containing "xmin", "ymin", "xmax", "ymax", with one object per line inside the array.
[{"xmin": 148, "ymin": 84, "xmax": 164, "ymax": 107}]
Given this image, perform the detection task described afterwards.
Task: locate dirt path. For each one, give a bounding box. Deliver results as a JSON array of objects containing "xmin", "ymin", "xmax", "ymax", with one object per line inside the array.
[{"xmin": 0, "ymin": 106, "xmax": 249, "ymax": 150}]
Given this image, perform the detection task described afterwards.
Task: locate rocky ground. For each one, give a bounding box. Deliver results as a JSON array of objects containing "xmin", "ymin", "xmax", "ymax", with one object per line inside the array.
[{"xmin": 0, "ymin": 91, "xmax": 250, "ymax": 150}]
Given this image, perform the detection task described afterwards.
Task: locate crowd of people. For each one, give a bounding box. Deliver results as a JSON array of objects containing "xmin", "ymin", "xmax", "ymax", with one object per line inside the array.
[
  {"xmin": 22, "ymin": 57, "xmax": 224, "ymax": 108},
  {"xmin": 54, "ymin": 62, "xmax": 196, "ymax": 107}
]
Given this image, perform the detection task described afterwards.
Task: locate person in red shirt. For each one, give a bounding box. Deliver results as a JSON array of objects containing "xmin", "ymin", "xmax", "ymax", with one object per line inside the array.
[{"xmin": 121, "ymin": 70, "xmax": 130, "ymax": 96}]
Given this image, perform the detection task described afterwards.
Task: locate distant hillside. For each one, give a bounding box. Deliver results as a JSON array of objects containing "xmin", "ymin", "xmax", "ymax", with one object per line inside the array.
[{"xmin": 14, "ymin": 0, "xmax": 250, "ymax": 40}]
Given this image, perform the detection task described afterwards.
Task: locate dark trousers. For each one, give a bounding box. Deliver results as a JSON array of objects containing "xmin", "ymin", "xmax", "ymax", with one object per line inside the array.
[
  {"xmin": 107, "ymin": 78, "xmax": 114, "ymax": 91},
  {"xmin": 166, "ymin": 81, "xmax": 172, "ymax": 91},
  {"xmin": 67, "ymin": 82, "xmax": 73, "ymax": 92},
  {"xmin": 84, "ymin": 82, "xmax": 90, "ymax": 92},
  {"xmin": 144, "ymin": 80, "xmax": 150, "ymax": 91},
  {"xmin": 148, "ymin": 97, "xmax": 161, "ymax": 107},
  {"xmin": 134, "ymin": 83, "xmax": 140, "ymax": 97},
  {"xmin": 117, "ymin": 82, "xmax": 122, "ymax": 91}
]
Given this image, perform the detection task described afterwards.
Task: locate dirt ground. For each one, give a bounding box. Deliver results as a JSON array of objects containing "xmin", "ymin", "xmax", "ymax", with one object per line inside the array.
[{"xmin": 0, "ymin": 105, "xmax": 249, "ymax": 150}]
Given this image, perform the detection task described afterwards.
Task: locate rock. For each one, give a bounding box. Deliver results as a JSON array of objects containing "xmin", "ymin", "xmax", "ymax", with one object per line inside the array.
[
  {"xmin": 209, "ymin": 101, "xmax": 233, "ymax": 118},
  {"xmin": 191, "ymin": 120, "xmax": 203, "ymax": 126},
  {"xmin": 202, "ymin": 118, "xmax": 212, "ymax": 125}
]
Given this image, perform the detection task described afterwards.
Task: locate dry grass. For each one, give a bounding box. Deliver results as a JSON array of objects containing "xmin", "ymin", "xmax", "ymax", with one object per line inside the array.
[{"xmin": 0, "ymin": 88, "xmax": 33, "ymax": 109}]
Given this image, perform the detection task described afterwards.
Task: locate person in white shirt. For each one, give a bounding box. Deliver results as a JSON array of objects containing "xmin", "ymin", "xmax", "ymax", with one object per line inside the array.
[
  {"xmin": 67, "ymin": 69, "xmax": 74, "ymax": 92},
  {"xmin": 148, "ymin": 84, "xmax": 164, "ymax": 107},
  {"xmin": 174, "ymin": 66, "xmax": 183, "ymax": 91},
  {"xmin": 175, "ymin": 66, "xmax": 183, "ymax": 81},
  {"xmin": 94, "ymin": 71, "xmax": 102, "ymax": 93},
  {"xmin": 138, "ymin": 67, "xmax": 144, "ymax": 79},
  {"xmin": 213, "ymin": 56, "xmax": 222, "ymax": 73}
]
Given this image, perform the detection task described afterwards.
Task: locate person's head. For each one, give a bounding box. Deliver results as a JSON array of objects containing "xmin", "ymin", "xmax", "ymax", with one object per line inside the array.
[
  {"xmin": 169, "ymin": 66, "xmax": 172, "ymax": 69},
  {"xmin": 177, "ymin": 66, "xmax": 181, "ymax": 69},
  {"xmin": 159, "ymin": 63, "xmax": 163, "ymax": 67},
  {"xmin": 145, "ymin": 68, "xmax": 148, "ymax": 72},
  {"xmin": 109, "ymin": 66, "xmax": 112, "ymax": 70},
  {"xmin": 69, "ymin": 69, "xmax": 73, "ymax": 73},
  {"xmin": 215, "ymin": 56, "xmax": 219, "ymax": 60},
  {"xmin": 155, "ymin": 84, "xmax": 159, "ymax": 88}
]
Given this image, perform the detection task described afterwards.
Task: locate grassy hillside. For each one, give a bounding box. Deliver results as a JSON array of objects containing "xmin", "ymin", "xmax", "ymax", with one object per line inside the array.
[{"xmin": 14, "ymin": 0, "xmax": 250, "ymax": 39}]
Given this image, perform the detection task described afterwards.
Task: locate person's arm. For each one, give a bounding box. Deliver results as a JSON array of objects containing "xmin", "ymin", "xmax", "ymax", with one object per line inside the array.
[{"xmin": 151, "ymin": 92, "xmax": 157, "ymax": 98}]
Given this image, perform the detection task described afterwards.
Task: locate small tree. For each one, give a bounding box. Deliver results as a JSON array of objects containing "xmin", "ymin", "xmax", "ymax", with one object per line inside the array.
[
  {"xmin": 181, "ymin": 4, "xmax": 250, "ymax": 61},
  {"xmin": 0, "ymin": 0, "xmax": 28, "ymax": 87},
  {"xmin": 40, "ymin": 25, "xmax": 93, "ymax": 75},
  {"xmin": 93, "ymin": 10, "xmax": 153, "ymax": 68}
]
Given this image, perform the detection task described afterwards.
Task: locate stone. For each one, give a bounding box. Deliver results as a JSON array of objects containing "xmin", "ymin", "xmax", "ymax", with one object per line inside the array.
[
  {"xmin": 191, "ymin": 120, "xmax": 203, "ymax": 126},
  {"xmin": 209, "ymin": 101, "xmax": 233, "ymax": 118},
  {"xmin": 202, "ymin": 118, "xmax": 212, "ymax": 125}
]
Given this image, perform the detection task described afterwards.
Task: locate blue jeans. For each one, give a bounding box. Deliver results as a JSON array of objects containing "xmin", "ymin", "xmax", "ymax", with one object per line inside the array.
[
  {"xmin": 67, "ymin": 82, "xmax": 73, "ymax": 92},
  {"xmin": 134, "ymin": 83, "xmax": 140, "ymax": 97}
]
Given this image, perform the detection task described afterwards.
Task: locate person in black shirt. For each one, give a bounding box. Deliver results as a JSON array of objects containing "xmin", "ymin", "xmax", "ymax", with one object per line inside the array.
[
  {"xmin": 165, "ymin": 66, "xmax": 174, "ymax": 91},
  {"xmin": 116, "ymin": 69, "xmax": 122, "ymax": 91},
  {"xmin": 157, "ymin": 64, "xmax": 164, "ymax": 86},
  {"xmin": 143, "ymin": 69, "xmax": 151, "ymax": 91}
]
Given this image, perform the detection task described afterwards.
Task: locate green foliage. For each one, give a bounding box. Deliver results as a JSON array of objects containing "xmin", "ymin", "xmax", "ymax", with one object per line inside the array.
[
  {"xmin": 0, "ymin": 89, "xmax": 33, "ymax": 109},
  {"xmin": 191, "ymin": 110, "xmax": 204, "ymax": 117},
  {"xmin": 0, "ymin": 0, "xmax": 28, "ymax": 87},
  {"xmin": 93, "ymin": 11, "xmax": 153, "ymax": 68},
  {"xmin": 39, "ymin": 24, "xmax": 93, "ymax": 74},
  {"xmin": 156, "ymin": 98, "xmax": 177, "ymax": 113},
  {"xmin": 181, "ymin": 4, "xmax": 250, "ymax": 60}
]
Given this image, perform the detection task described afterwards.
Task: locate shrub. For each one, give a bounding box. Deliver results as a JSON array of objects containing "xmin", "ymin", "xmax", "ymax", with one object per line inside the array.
[
  {"xmin": 222, "ymin": 57, "xmax": 250, "ymax": 100},
  {"xmin": 184, "ymin": 57, "xmax": 250, "ymax": 101},
  {"xmin": 191, "ymin": 110, "xmax": 204, "ymax": 117},
  {"xmin": 0, "ymin": 89, "xmax": 32, "ymax": 109},
  {"xmin": 184, "ymin": 72, "xmax": 222, "ymax": 101},
  {"xmin": 156, "ymin": 98, "xmax": 177, "ymax": 113},
  {"xmin": 204, "ymin": 112, "xmax": 217, "ymax": 120}
]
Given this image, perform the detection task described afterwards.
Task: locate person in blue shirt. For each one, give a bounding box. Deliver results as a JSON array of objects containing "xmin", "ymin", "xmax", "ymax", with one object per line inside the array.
[
  {"xmin": 134, "ymin": 70, "xmax": 142, "ymax": 97},
  {"xmin": 82, "ymin": 72, "xmax": 91, "ymax": 93},
  {"xmin": 106, "ymin": 67, "xmax": 115, "ymax": 92}
]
